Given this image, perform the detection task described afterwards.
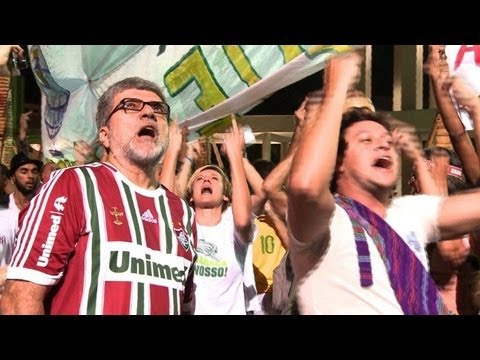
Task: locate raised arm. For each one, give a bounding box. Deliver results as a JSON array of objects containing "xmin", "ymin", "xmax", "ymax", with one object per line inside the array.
[
  {"xmin": 159, "ymin": 120, "xmax": 183, "ymax": 192},
  {"xmin": 426, "ymin": 45, "xmax": 480, "ymax": 184},
  {"xmin": 223, "ymin": 116, "xmax": 254, "ymax": 244},
  {"xmin": 263, "ymin": 98, "xmax": 307, "ymax": 220},
  {"xmin": 426, "ymin": 148, "xmax": 470, "ymax": 271},
  {"xmin": 16, "ymin": 111, "xmax": 32, "ymax": 156},
  {"xmin": 264, "ymin": 201, "xmax": 290, "ymax": 249},
  {"xmin": 174, "ymin": 140, "xmax": 202, "ymax": 199},
  {"xmin": 393, "ymin": 123, "xmax": 441, "ymax": 195},
  {"xmin": 288, "ymin": 52, "xmax": 362, "ymax": 244},
  {"xmin": 449, "ymin": 76, "xmax": 480, "ymax": 171},
  {"xmin": 242, "ymin": 156, "xmax": 268, "ymax": 216}
]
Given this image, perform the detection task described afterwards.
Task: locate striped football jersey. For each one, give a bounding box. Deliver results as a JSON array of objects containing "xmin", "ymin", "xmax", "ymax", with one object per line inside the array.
[{"xmin": 8, "ymin": 162, "xmax": 197, "ymax": 315}]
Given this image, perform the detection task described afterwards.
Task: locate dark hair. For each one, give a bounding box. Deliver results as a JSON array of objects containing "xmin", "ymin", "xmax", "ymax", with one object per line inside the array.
[
  {"xmin": 423, "ymin": 146, "xmax": 469, "ymax": 194},
  {"xmin": 8, "ymin": 153, "xmax": 43, "ymax": 178},
  {"xmin": 96, "ymin": 77, "xmax": 166, "ymax": 130},
  {"xmin": 0, "ymin": 163, "xmax": 8, "ymax": 178},
  {"xmin": 331, "ymin": 108, "xmax": 391, "ymax": 193},
  {"xmin": 252, "ymin": 159, "xmax": 276, "ymax": 180}
]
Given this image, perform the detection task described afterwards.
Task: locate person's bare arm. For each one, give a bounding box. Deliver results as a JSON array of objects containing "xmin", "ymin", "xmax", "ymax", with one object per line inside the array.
[
  {"xmin": 434, "ymin": 76, "xmax": 480, "ymax": 265},
  {"xmin": 429, "ymin": 154, "xmax": 470, "ymax": 265},
  {"xmin": 159, "ymin": 121, "xmax": 183, "ymax": 192},
  {"xmin": 288, "ymin": 52, "xmax": 362, "ymax": 245},
  {"xmin": 264, "ymin": 98, "xmax": 307, "ymax": 220},
  {"xmin": 16, "ymin": 111, "xmax": 32, "ymax": 156},
  {"xmin": 408, "ymin": 134, "xmax": 469, "ymax": 264},
  {"xmin": 438, "ymin": 188, "xmax": 480, "ymax": 239},
  {"xmin": 242, "ymin": 157, "xmax": 267, "ymax": 216},
  {"xmin": 221, "ymin": 125, "xmax": 267, "ymax": 216},
  {"xmin": 426, "ymin": 44, "xmax": 480, "ymax": 185},
  {"xmin": 449, "ymin": 76, "xmax": 480, "ymax": 167},
  {"xmin": 224, "ymin": 116, "xmax": 254, "ymax": 244},
  {"xmin": 174, "ymin": 140, "xmax": 202, "ymax": 199},
  {"xmin": 264, "ymin": 202, "xmax": 289, "ymax": 249},
  {"xmin": 0, "ymin": 280, "xmax": 49, "ymax": 315},
  {"xmin": 393, "ymin": 123, "xmax": 441, "ymax": 195},
  {"xmin": 263, "ymin": 160, "xmax": 289, "ymax": 220}
]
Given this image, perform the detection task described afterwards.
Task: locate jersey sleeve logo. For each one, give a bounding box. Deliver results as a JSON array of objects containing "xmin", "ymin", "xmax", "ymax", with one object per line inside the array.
[{"xmin": 173, "ymin": 221, "xmax": 190, "ymax": 251}]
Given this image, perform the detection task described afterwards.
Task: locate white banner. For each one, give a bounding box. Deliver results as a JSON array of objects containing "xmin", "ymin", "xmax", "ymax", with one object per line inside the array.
[
  {"xmin": 29, "ymin": 45, "xmax": 360, "ymax": 163},
  {"xmin": 445, "ymin": 45, "xmax": 480, "ymax": 130}
]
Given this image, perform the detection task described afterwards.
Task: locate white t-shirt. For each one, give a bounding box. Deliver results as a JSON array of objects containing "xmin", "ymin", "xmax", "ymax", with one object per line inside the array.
[
  {"xmin": 290, "ymin": 195, "xmax": 443, "ymax": 315},
  {"xmin": 8, "ymin": 193, "xmax": 20, "ymax": 213},
  {"xmin": 194, "ymin": 207, "xmax": 257, "ymax": 315},
  {"xmin": 0, "ymin": 207, "xmax": 18, "ymax": 266}
]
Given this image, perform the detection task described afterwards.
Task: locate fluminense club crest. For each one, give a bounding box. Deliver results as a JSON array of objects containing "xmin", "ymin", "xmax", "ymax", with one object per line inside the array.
[{"xmin": 173, "ymin": 221, "xmax": 189, "ymax": 251}]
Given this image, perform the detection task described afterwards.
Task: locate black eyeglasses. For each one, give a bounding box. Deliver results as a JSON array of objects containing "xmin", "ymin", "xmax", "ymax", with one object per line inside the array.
[{"xmin": 106, "ymin": 98, "xmax": 170, "ymax": 123}]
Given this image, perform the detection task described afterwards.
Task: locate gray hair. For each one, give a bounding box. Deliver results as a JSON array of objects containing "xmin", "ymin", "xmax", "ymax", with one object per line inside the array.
[{"xmin": 95, "ymin": 77, "xmax": 166, "ymax": 129}]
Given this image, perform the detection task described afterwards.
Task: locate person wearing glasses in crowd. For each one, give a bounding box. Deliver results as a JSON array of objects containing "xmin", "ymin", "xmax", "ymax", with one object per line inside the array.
[{"xmin": 0, "ymin": 77, "xmax": 197, "ymax": 315}]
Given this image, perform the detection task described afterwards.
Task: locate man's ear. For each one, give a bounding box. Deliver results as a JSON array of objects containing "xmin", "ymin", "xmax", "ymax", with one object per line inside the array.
[
  {"xmin": 335, "ymin": 157, "xmax": 345, "ymax": 175},
  {"xmin": 99, "ymin": 127, "xmax": 110, "ymax": 149}
]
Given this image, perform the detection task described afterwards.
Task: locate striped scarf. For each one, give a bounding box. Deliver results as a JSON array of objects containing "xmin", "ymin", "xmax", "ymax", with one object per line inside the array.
[{"xmin": 334, "ymin": 194, "xmax": 449, "ymax": 315}]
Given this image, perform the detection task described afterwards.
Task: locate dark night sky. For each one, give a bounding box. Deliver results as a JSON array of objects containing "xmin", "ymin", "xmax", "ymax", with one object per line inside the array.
[{"xmin": 246, "ymin": 70, "xmax": 324, "ymax": 115}]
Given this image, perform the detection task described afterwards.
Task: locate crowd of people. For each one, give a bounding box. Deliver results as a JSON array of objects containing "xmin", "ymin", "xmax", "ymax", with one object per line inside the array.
[{"xmin": 1, "ymin": 44, "xmax": 480, "ymax": 315}]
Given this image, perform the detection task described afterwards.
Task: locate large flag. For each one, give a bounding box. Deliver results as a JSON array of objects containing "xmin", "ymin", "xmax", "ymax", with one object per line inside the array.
[{"xmin": 29, "ymin": 45, "xmax": 360, "ymax": 163}]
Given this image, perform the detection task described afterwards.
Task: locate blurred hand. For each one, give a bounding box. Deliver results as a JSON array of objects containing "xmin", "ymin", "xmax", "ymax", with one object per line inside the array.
[
  {"xmin": 324, "ymin": 51, "xmax": 363, "ymax": 92},
  {"xmin": 435, "ymin": 238, "xmax": 470, "ymax": 269},
  {"xmin": 425, "ymin": 45, "xmax": 449, "ymax": 79},
  {"xmin": 19, "ymin": 111, "xmax": 32, "ymax": 131},
  {"xmin": 294, "ymin": 97, "xmax": 308, "ymax": 128},
  {"xmin": 187, "ymin": 140, "xmax": 203, "ymax": 162},
  {"xmin": 223, "ymin": 115, "xmax": 244, "ymax": 159},
  {"xmin": 391, "ymin": 122, "xmax": 422, "ymax": 161},
  {"xmin": 0, "ymin": 45, "xmax": 23, "ymax": 66},
  {"xmin": 73, "ymin": 140, "xmax": 95, "ymax": 165},
  {"xmin": 167, "ymin": 120, "xmax": 184, "ymax": 155}
]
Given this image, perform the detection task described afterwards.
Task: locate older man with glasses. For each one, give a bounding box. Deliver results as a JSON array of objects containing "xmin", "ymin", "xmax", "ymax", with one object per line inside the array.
[{"xmin": 0, "ymin": 77, "xmax": 197, "ymax": 315}]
